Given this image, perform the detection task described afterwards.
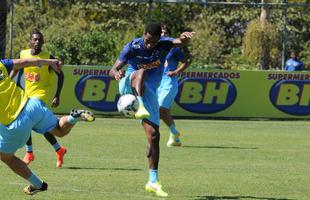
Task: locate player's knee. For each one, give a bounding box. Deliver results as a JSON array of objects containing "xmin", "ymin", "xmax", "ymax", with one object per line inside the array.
[
  {"xmin": 151, "ymin": 130, "xmax": 160, "ymax": 144},
  {"xmin": 146, "ymin": 144, "xmax": 152, "ymax": 158},
  {"xmin": 0, "ymin": 152, "xmax": 13, "ymax": 163}
]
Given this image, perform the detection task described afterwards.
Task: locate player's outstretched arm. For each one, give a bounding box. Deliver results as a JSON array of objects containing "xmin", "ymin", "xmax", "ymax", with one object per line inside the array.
[
  {"xmin": 12, "ymin": 58, "xmax": 61, "ymax": 73},
  {"xmin": 109, "ymin": 59, "xmax": 125, "ymax": 81},
  {"xmin": 172, "ymin": 32, "xmax": 195, "ymax": 47}
]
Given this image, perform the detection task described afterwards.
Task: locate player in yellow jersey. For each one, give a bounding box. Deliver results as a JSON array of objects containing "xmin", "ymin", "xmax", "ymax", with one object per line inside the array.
[
  {"xmin": 0, "ymin": 58, "xmax": 95, "ymax": 195},
  {"xmin": 11, "ymin": 30, "xmax": 66, "ymax": 168}
]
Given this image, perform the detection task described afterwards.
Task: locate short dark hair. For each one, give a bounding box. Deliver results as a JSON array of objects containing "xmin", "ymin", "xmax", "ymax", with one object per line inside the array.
[
  {"xmin": 30, "ymin": 29, "xmax": 43, "ymax": 40},
  {"xmin": 145, "ymin": 22, "xmax": 162, "ymax": 37}
]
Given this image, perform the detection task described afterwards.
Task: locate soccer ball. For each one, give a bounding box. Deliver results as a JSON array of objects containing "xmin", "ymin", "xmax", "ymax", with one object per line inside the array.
[{"xmin": 117, "ymin": 94, "xmax": 139, "ymax": 117}]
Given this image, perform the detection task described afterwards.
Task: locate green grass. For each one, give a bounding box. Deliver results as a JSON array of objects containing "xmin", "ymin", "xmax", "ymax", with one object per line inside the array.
[{"xmin": 1, "ymin": 118, "xmax": 309, "ymax": 200}]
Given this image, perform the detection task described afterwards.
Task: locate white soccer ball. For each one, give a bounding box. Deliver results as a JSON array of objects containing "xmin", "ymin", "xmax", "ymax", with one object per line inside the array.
[{"xmin": 117, "ymin": 94, "xmax": 139, "ymax": 117}]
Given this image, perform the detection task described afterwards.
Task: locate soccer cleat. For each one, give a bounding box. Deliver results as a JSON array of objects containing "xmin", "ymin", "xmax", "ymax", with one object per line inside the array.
[
  {"xmin": 145, "ymin": 181, "xmax": 168, "ymax": 197},
  {"xmin": 56, "ymin": 146, "xmax": 67, "ymax": 168},
  {"xmin": 23, "ymin": 152, "xmax": 35, "ymax": 165},
  {"xmin": 70, "ymin": 109, "xmax": 95, "ymax": 122},
  {"xmin": 167, "ymin": 133, "xmax": 182, "ymax": 147},
  {"xmin": 134, "ymin": 104, "xmax": 150, "ymax": 119},
  {"xmin": 23, "ymin": 181, "xmax": 48, "ymax": 195}
]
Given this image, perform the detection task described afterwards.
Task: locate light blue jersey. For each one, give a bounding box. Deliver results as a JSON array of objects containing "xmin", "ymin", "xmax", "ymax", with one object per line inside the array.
[
  {"xmin": 118, "ymin": 36, "xmax": 174, "ymax": 125},
  {"xmin": 284, "ymin": 58, "xmax": 305, "ymax": 71},
  {"xmin": 158, "ymin": 48, "xmax": 186, "ymax": 109}
]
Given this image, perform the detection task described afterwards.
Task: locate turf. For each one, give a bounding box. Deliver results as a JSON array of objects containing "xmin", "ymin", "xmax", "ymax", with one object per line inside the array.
[{"xmin": 0, "ymin": 118, "xmax": 309, "ymax": 200}]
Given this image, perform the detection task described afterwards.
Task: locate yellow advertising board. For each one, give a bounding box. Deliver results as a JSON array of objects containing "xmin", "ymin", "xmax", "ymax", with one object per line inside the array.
[{"xmin": 52, "ymin": 66, "xmax": 310, "ymax": 119}]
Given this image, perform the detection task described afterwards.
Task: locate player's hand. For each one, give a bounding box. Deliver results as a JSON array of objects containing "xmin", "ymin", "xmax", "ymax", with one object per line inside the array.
[
  {"xmin": 50, "ymin": 59, "xmax": 62, "ymax": 73},
  {"xmin": 115, "ymin": 70, "xmax": 125, "ymax": 81},
  {"xmin": 180, "ymin": 32, "xmax": 196, "ymax": 42},
  {"xmin": 51, "ymin": 96, "xmax": 60, "ymax": 108}
]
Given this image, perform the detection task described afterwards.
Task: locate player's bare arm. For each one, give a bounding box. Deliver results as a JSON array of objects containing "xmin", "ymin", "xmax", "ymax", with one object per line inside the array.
[
  {"xmin": 12, "ymin": 58, "xmax": 62, "ymax": 73},
  {"xmin": 52, "ymin": 70, "xmax": 64, "ymax": 108},
  {"xmin": 109, "ymin": 59, "xmax": 125, "ymax": 81},
  {"xmin": 172, "ymin": 32, "xmax": 195, "ymax": 47},
  {"xmin": 168, "ymin": 59, "xmax": 190, "ymax": 77}
]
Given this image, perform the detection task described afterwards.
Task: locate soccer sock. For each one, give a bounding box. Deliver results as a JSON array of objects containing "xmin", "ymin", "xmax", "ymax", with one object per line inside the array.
[
  {"xmin": 169, "ymin": 124, "xmax": 179, "ymax": 135},
  {"xmin": 68, "ymin": 115, "xmax": 77, "ymax": 125},
  {"xmin": 137, "ymin": 96, "xmax": 144, "ymax": 106},
  {"xmin": 26, "ymin": 145, "xmax": 33, "ymax": 153},
  {"xmin": 28, "ymin": 173, "xmax": 43, "ymax": 189},
  {"xmin": 53, "ymin": 143, "xmax": 61, "ymax": 152},
  {"xmin": 149, "ymin": 169, "xmax": 158, "ymax": 183}
]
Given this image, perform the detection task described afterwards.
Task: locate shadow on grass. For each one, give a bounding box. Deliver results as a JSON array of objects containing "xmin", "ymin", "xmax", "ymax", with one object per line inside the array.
[
  {"xmin": 195, "ymin": 195, "xmax": 295, "ymax": 200},
  {"xmin": 183, "ymin": 145, "xmax": 257, "ymax": 150},
  {"xmin": 63, "ymin": 166, "xmax": 142, "ymax": 171}
]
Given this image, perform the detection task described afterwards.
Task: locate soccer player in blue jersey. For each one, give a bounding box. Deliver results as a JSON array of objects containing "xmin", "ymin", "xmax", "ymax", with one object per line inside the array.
[
  {"xmin": 158, "ymin": 24, "xmax": 190, "ymax": 147},
  {"xmin": 0, "ymin": 58, "xmax": 94, "ymax": 195},
  {"xmin": 109, "ymin": 22, "xmax": 194, "ymax": 197},
  {"xmin": 284, "ymin": 49, "xmax": 305, "ymax": 71}
]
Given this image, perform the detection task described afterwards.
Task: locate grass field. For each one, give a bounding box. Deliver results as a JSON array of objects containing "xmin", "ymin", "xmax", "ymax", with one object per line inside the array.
[{"xmin": 0, "ymin": 118, "xmax": 309, "ymax": 200}]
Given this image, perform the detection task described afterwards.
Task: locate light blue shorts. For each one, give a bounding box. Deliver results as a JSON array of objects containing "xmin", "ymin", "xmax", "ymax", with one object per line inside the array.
[
  {"xmin": 119, "ymin": 71, "xmax": 160, "ymax": 126},
  {"xmin": 0, "ymin": 98, "xmax": 58, "ymax": 154},
  {"xmin": 158, "ymin": 75, "xmax": 178, "ymax": 109}
]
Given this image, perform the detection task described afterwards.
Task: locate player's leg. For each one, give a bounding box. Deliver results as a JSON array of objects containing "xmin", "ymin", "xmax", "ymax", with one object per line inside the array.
[
  {"xmin": 23, "ymin": 135, "xmax": 35, "ymax": 165},
  {"xmin": 160, "ymin": 107, "xmax": 181, "ymax": 147},
  {"xmin": 48, "ymin": 109, "xmax": 95, "ymax": 138},
  {"xmin": 158, "ymin": 77, "xmax": 181, "ymax": 146},
  {"xmin": 0, "ymin": 103, "xmax": 48, "ymax": 195},
  {"xmin": 141, "ymin": 82, "xmax": 168, "ymax": 197},
  {"xmin": 131, "ymin": 69, "xmax": 150, "ymax": 119},
  {"xmin": 0, "ymin": 152, "xmax": 47, "ymax": 195},
  {"xmin": 143, "ymin": 120, "xmax": 168, "ymax": 197},
  {"xmin": 43, "ymin": 132, "xmax": 67, "ymax": 168}
]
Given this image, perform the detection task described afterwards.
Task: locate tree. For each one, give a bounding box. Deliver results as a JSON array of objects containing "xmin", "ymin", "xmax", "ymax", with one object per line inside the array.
[{"xmin": 0, "ymin": 0, "xmax": 6, "ymax": 58}]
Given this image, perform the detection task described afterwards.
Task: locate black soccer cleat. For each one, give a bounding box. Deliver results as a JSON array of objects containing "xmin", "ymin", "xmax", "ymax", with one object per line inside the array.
[{"xmin": 70, "ymin": 109, "xmax": 95, "ymax": 122}]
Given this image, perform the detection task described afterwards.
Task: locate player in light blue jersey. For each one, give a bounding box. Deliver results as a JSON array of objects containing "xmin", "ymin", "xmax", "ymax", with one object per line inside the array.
[
  {"xmin": 158, "ymin": 25, "xmax": 190, "ymax": 147},
  {"xmin": 109, "ymin": 22, "xmax": 194, "ymax": 197},
  {"xmin": 284, "ymin": 49, "xmax": 305, "ymax": 71}
]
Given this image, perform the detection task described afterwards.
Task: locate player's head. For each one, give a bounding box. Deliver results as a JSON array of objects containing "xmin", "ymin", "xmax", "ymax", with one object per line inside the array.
[
  {"xmin": 144, "ymin": 22, "xmax": 162, "ymax": 50},
  {"xmin": 290, "ymin": 49, "xmax": 298, "ymax": 59},
  {"xmin": 30, "ymin": 29, "xmax": 44, "ymax": 52},
  {"xmin": 161, "ymin": 24, "xmax": 170, "ymax": 37}
]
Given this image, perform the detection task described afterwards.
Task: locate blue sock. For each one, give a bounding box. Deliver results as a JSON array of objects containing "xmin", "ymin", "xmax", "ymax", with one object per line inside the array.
[
  {"xmin": 149, "ymin": 169, "xmax": 158, "ymax": 183},
  {"xmin": 26, "ymin": 145, "xmax": 33, "ymax": 153},
  {"xmin": 169, "ymin": 124, "xmax": 179, "ymax": 135},
  {"xmin": 28, "ymin": 173, "xmax": 43, "ymax": 189},
  {"xmin": 137, "ymin": 96, "xmax": 143, "ymax": 105},
  {"xmin": 68, "ymin": 115, "xmax": 77, "ymax": 125},
  {"xmin": 53, "ymin": 143, "xmax": 61, "ymax": 151}
]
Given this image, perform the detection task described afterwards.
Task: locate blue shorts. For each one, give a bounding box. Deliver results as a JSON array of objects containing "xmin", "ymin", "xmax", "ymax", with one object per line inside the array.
[
  {"xmin": 0, "ymin": 98, "xmax": 58, "ymax": 154},
  {"xmin": 158, "ymin": 75, "xmax": 178, "ymax": 109},
  {"xmin": 119, "ymin": 71, "xmax": 160, "ymax": 126}
]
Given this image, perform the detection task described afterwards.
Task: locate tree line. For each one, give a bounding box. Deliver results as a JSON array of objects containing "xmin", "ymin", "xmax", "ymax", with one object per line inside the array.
[{"xmin": 5, "ymin": 0, "xmax": 310, "ymax": 70}]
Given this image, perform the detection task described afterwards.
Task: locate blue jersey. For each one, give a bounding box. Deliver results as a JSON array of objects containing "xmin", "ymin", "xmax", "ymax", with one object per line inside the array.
[
  {"xmin": 119, "ymin": 36, "xmax": 174, "ymax": 84},
  {"xmin": 163, "ymin": 47, "xmax": 186, "ymax": 74},
  {"xmin": 284, "ymin": 58, "xmax": 305, "ymax": 71}
]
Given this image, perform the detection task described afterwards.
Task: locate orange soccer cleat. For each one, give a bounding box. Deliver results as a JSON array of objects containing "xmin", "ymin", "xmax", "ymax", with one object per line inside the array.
[{"xmin": 56, "ymin": 146, "xmax": 67, "ymax": 168}]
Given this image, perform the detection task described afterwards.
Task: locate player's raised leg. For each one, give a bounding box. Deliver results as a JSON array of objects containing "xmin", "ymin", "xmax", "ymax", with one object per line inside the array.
[{"xmin": 131, "ymin": 69, "xmax": 150, "ymax": 119}]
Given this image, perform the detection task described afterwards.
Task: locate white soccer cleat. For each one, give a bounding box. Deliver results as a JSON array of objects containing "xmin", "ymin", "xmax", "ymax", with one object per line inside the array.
[
  {"xmin": 167, "ymin": 133, "xmax": 182, "ymax": 147},
  {"xmin": 70, "ymin": 109, "xmax": 95, "ymax": 122}
]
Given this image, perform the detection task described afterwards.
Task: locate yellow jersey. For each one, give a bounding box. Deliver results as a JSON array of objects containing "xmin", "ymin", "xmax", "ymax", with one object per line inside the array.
[
  {"xmin": 0, "ymin": 60, "xmax": 29, "ymax": 125},
  {"xmin": 20, "ymin": 49, "xmax": 54, "ymax": 105}
]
